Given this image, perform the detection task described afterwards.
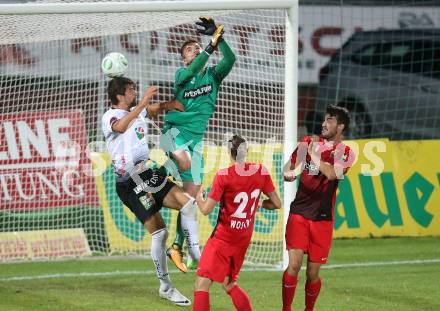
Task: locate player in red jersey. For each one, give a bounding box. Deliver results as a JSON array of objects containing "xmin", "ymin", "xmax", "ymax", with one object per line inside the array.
[
  {"xmin": 193, "ymin": 135, "xmax": 282, "ymax": 311},
  {"xmin": 282, "ymin": 105, "xmax": 356, "ymax": 311}
]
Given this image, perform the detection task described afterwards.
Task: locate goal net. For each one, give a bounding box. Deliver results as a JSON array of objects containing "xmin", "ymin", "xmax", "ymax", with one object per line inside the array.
[{"xmin": 0, "ymin": 0, "xmax": 296, "ymax": 268}]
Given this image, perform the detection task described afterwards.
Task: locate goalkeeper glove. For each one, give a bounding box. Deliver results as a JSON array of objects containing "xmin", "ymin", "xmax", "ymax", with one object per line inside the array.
[
  {"xmin": 196, "ymin": 16, "xmax": 218, "ymax": 35},
  {"xmin": 203, "ymin": 25, "xmax": 224, "ymax": 54},
  {"xmin": 197, "ymin": 16, "xmax": 224, "ymax": 54}
]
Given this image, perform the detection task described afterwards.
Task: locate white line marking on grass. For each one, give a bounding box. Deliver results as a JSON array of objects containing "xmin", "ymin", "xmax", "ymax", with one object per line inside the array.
[
  {"xmin": 322, "ymin": 258, "xmax": 440, "ymax": 269},
  {"xmin": 1, "ymin": 258, "xmax": 439, "ymax": 282},
  {"xmin": 0, "ymin": 270, "xmax": 164, "ymax": 282}
]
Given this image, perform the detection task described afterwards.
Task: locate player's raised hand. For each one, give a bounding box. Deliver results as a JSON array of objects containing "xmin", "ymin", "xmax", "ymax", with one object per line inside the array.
[
  {"xmin": 307, "ymin": 135, "xmax": 320, "ymax": 157},
  {"xmin": 140, "ymin": 85, "xmax": 158, "ymax": 107},
  {"xmin": 283, "ymin": 171, "xmax": 296, "ymax": 182},
  {"xmin": 144, "ymin": 85, "xmax": 159, "ymax": 99},
  {"xmin": 196, "ymin": 16, "xmax": 224, "ymax": 48},
  {"xmin": 210, "ymin": 24, "xmax": 224, "ymax": 47},
  {"xmin": 196, "ymin": 16, "xmax": 217, "ymax": 35}
]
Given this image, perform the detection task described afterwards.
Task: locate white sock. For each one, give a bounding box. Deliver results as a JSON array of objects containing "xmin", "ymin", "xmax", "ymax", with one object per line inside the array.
[
  {"xmin": 151, "ymin": 228, "xmax": 172, "ymax": 291},
  {"xmin": 179, "ymin": 198, "xmax": 201, "ymax": 261}
]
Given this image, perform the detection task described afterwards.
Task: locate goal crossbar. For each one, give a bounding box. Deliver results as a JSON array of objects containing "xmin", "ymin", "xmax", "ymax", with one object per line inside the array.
[{"xmin": 0, "ymin": 0, "xmax": 295, "ymax": 15}]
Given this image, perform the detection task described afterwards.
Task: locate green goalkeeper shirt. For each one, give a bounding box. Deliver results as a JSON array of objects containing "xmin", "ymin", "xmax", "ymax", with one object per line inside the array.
[{"xmin": 164, "ymin": 40, "xmax": 235, "ymax": 137}]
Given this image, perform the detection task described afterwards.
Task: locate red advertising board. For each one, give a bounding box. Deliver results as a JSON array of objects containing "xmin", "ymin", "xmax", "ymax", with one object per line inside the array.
[{"xmin": 0, "ymin": 110, "xmax": 99, "ymax": 210}]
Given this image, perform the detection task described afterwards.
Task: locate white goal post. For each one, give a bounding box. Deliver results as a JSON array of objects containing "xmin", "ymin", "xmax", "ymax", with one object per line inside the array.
[{"xmin": 0, "ymin": 0, "xmax": 297, "ymax": 269}]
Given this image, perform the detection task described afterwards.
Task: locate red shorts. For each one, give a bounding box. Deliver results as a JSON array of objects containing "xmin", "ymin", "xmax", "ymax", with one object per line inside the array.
[
  {"xmin": 285, "ymin": 213, "xmax": 333, "ymax": 264},
  {"xmin": 197, "ymin": 237, "xmax": 248, "ymax": 283}
]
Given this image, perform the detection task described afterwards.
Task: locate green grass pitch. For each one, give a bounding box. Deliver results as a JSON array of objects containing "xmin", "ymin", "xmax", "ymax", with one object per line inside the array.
[{"xmin": 1, "ymin": 237, "xmax": 439, "ymax": 311}]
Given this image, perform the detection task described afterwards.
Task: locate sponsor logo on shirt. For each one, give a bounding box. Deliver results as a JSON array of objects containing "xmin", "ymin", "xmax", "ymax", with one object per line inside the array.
[
  {"xmin": 304, "ymin": 161, "xmax": 319, "ymax": 175},
  {"xmin": 135, "ymin": 127, "xmax": 145, "ymax": 140},
  {"xmin": 183, "ymin": 84, "xmax": 212, "ymax": 99}
]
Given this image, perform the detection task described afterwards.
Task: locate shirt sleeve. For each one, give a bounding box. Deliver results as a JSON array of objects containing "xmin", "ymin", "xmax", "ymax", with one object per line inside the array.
[
  {"xmin": 343, "ymin": 146, "xmax": 357, "ymax": 170},
  {"xmin": 261, "ymin": 165, "xmax": 276, "ymax": 195},
  {"xmin": 291, "ymin": 136, "xmax": 310, "ymax": 165},
  {"xmin": 174, "ymin": 51, "xmax": 210, "ymax": 88},
  {"xmin": 208, "ymin": 172, "xmax": 225, "ymax": 202},
  {"xmin": 332, "ymin": 144, "xmax": 356, "ymax": 176},
  {"xmin": 212, "ymin": 39, "xmax": 236, "ymax": 82},
  {"xmin": 102, "ymin": 110, "xmax": 120, "ymax": 136},
  {"xmin": 109, "ymin": 116, "xmax": 119, "ymax": 129}
]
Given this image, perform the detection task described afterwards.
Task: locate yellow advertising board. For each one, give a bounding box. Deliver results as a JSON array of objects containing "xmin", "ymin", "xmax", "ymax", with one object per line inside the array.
[
  {"xmin": 92, "ymin": 139, "xmax": 440, "ymax": 252},
  {"xmin": 334, "ymin": 139, "xmax": 440, "ymax": 237}
]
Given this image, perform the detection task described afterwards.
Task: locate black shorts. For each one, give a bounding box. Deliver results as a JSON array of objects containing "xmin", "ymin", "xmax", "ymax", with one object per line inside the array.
[{"xmin": 115, "ymin": 167, "xmax": 176, "ymax": 224}]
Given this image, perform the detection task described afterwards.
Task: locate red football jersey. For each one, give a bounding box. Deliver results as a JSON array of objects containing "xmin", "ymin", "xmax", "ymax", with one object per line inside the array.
[
  {"xmin": 208, "ymin": 163, "xmax": 276, "ymax": 247},
  {"xmin": 290, "ymin": 136, "xmax": 356, "ymax": 221}
]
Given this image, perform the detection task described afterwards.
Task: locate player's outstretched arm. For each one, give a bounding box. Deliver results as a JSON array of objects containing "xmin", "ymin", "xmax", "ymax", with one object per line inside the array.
[
  {"xmin": 196, "ymin": 187, "xmax": 217, "ymax": 216},
  {"xmin": 214, "ymin": 39, "xmax": 236, "ymax": 81},
  {"xmin": 175, "ymin": 52, "xmax": 210, "ymax": 88},
  {"xmin": 195, "ymin": 16, "xmax": 235, "ymax": 81},
  {"xmin": 283, "ymin": 159, "xmax": 297, "ymax": 182},
  {"xmin": 283, "ymin": 136, "xmax": 311, "ymax": 181},
  {"xmin": 147, "ymin": 99, "xmax": 184, "ymax": 118},
  {"xmin": 111, "ymin": 86, "xmax": 158, "ymax": 133},
  {"xmin": 262, "ymin": 191, "xmax": 282, "ymax": 210}
]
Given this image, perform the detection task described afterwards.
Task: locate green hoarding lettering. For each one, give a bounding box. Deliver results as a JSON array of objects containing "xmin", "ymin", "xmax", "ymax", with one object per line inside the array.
[
  {"xmin": 403, "ymin": 172, "xmax": 434, "ymax": 228},
  {"xmin": 359, "ymin": 173, "xmax": 403, "ymax": 228},
  {"xmin": 334, "ymin": 176, "xmax": 360, "ymax": 229}
]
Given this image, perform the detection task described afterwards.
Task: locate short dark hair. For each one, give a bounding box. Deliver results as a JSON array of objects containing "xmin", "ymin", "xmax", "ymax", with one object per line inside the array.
[
  {"xmin": 107, "ymin": 77, "xmax": 134, "ymax": 105},
  {"xmin": 229, "ymin": 135, "xmax": 247, "ymax": 163},
  {"xmin": 180, "ymin": 39, "xmax": 199, "ymax": 58},
  {"xmin": 326, "ymin": 105, "xmax": 350, "ymax": 133}
]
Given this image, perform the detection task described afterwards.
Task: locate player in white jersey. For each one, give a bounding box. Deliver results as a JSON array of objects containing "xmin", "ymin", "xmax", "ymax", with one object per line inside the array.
[{"xmin": 102, "ymin": 77, "xmax": 200, "ymax": 307}]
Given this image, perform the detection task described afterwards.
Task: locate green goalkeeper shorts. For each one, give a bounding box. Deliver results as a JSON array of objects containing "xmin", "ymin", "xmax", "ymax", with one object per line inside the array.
[{"xmin": 171, "ymin": 130, "xmax": 204, "ymax": 184}]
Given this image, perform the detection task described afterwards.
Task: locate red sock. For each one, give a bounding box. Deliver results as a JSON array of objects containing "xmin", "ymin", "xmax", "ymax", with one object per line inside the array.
[
  {"xmin": 194, "ymin": 291, "xmax": 210, "ymax": 311},
  {"xmin": 282, "ymin": 270, "xmax": 298, "ymax": 311},
  {"xmin": 304, "ymin": 278, "xmax": 321, "ymax": 311},
  {"xmin": 227, "ymin": 285, "xmax": 253, "ymax": 311}
]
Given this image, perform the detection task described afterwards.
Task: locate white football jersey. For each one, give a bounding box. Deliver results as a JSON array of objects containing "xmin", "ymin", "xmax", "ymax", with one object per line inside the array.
[{"xmin": 102, "ymin": 108, "xmax": 149, "ymax": 182}]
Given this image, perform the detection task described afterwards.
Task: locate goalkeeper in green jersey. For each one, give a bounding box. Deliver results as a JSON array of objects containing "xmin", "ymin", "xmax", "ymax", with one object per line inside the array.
[{"xmin": 163, "ymin": 17, "xmax": 236, "ymax": 273}]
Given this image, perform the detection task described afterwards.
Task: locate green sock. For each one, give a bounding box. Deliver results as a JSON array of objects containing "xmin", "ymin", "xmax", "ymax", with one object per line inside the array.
[{"xmin": 173, "ymin": 213, "xmax": 185, "ymax": 249}]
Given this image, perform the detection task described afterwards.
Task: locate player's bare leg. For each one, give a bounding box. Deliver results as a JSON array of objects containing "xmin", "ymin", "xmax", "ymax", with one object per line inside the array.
[
  {"xmin": 222, "ymin": 276, "xmax": 253, "ymax": 311},
  {"xmin": 287, "ymin": 248, "xmax": 304, "ymax": 276},
  {"xmin": 304, "ymin": 261, "xmax": 322, "ymax": 311},
  {"xmin": 282, "ymin": 249, "xmax": 304, "ymax": 311},
  {"xmin": 144, "ymin": 212, "xmax": 191, "ymax": 307},
  {"xmin": 173, "ymin": 149, "xmax": 192, "ymax": 172}
]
